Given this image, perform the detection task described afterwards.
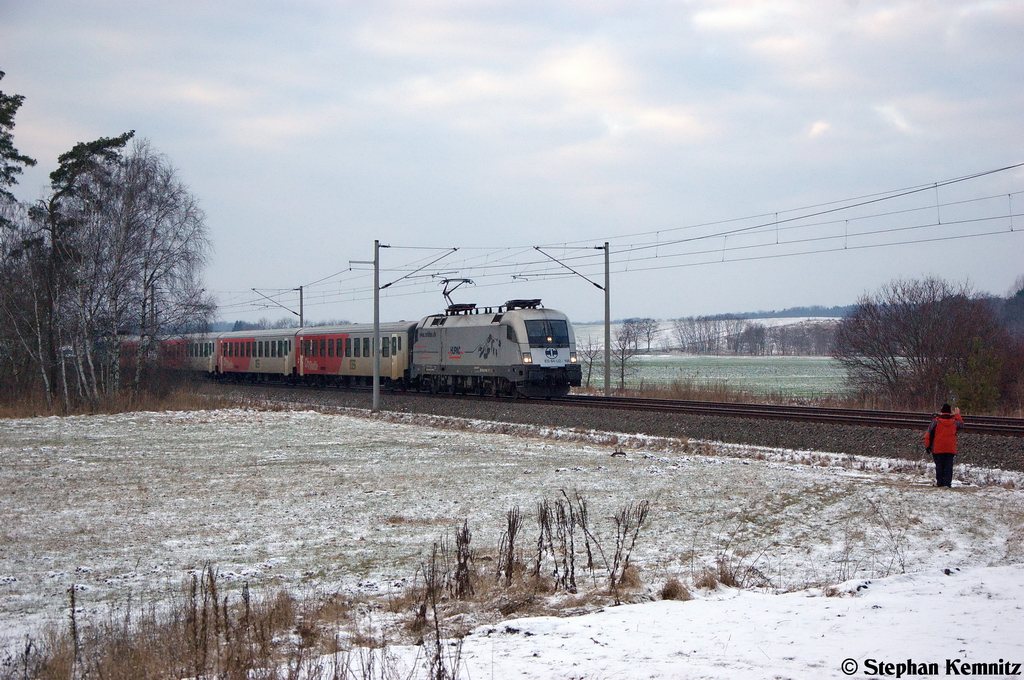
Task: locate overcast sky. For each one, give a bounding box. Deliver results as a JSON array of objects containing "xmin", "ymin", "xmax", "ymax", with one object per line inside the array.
[{"xmin": 3, "ymin": 0, "xmax": 1022, "ymax": 324}]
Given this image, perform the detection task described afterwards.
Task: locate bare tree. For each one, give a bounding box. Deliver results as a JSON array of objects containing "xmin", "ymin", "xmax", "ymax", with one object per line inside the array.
[
  {"xmin": 613, "ymin": 320, "xmax": 642, "ymax": 389},
  {"xmin": 634, "ymin": 317, "xmax": 661, "ymax": 353},
  {"xmin": 832, "ymin": 277, "xmax": 1009, "ymax": 407},
  {"xmin": 110, "ymin": 141, "xmax": 215, "ymax": 389},
  {"xmin": 721, "ymin": 317, "xmax": 748, "ymax": 354},
  {"xmin": 577, "ymin": 334, "xmax": 604, "ymax": 388},
  {"xmin": 737, "ymin": 322, "xmax": 768, "ymax": 355},
  {"xmin": 671, "ymin": 316, "xmax": 729, "ymax": 354}
]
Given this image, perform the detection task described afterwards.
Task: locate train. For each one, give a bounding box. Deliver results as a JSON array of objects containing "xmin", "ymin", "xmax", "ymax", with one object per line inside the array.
[{"xmin": 146, "ymin": 299, "xmax": 582, "ymax": 398}]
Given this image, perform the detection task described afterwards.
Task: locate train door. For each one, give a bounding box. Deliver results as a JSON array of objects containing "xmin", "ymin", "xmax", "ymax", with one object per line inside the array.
[{"xmin": 389, "ymin": 334, "xmax": 402, "ymax": 380}]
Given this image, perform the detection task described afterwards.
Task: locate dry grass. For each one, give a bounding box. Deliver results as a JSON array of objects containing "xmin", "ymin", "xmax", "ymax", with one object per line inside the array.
[
  {"xmin": 2, "ymin": 490, "xmax": 655, "ymax": 680},
  {"xmin": 0, "ymin": 383, "xmax": 239, "ymax": 419},
  {"xmin": 660, "ymin": 577, "xmax": 692, "ymax": 601},
  {"xmin": 3, "ymin": 572, "xmax": 354, "ymax": 680},
  {"xmin": 576, "ymin": 380, "xmax": 1024, "ymax": 416}
]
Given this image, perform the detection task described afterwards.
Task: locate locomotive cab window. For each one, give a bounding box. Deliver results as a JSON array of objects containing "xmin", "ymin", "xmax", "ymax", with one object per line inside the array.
[{"xmin": 524, "ymin": 319, "xmax": 570, "ymax": 347}]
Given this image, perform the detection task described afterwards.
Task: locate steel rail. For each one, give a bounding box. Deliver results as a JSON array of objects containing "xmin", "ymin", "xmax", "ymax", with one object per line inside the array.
[
  {"xmin": 548, "ymin": 395, "xmax": 1024, "ymax": 438},
  {"xmin": 206, "ymin": 381, "xmax": 1024, "ymax": 438}
]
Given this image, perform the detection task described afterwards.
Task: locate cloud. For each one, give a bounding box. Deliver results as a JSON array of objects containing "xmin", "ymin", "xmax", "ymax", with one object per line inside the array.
[
  {"xmin": 360, "ymin": 39, "xmax": 707, "ymax": 154},
  {"xmin": 874, "ymin": 104, "xmax": 915, "ymax": 133},
  {"xmin": 692, "ymin": 5, "xmax": 781, "ymax": 33},
  {"xmin": 3, "ymin": 0, "xmax": 1022, "ymax": 322}
]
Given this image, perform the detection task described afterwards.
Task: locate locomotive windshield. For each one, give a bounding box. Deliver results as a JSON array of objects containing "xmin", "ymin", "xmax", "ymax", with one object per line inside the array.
[{"xmin": 524, "ymin": 319, "xmax": 570, "ymax": 348}]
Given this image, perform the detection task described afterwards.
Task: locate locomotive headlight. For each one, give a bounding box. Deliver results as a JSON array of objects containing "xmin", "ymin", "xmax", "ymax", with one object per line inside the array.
[
  {"xmin": 522, "ymin": 352, "xmax": 533, "ymax": 363},
  {"xmin": 569, "ymin": 352, "xmax": 577, "ymax": 363}
]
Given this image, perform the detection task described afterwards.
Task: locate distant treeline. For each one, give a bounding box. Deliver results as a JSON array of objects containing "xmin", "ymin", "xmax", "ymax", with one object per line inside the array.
[
  {"xmin": 726, "ymin": 304, "xmax": 855, "ymax": 319},
  {"xmin": 212, "ymin": 318, "xmax": 352, "ymax": 332},
  {"xmin": 665, "ymin": 317, "xmax": 837, "ymax": 356},
  {"xmin": 590, "ymin": 304, "xmax": 854, "ymax": 326}
]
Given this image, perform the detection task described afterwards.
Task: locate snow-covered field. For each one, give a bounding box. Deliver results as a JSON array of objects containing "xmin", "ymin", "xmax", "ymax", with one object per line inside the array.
[
  {"xmin": 382, "ymin": 564, "xmax": 1024, "ymax": 679},
  {"xmin": 2, "ymin": 408, "xmax": 1023, "ymax": 678}
]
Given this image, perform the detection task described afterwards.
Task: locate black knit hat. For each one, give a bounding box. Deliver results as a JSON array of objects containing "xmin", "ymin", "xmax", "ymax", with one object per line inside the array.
[{"xmin": 941, "ymin": 403, "xmax": 952, "ymax": 413}]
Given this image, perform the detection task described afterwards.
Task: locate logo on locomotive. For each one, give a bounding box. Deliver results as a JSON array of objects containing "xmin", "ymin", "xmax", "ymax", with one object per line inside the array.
[
  {"xmin": 448, "ymin": 346, "xmax": 464, "ymax": 359},
  {"xmin": 476, "ymin": 334, "xmax": 501, "ymax": 359}
]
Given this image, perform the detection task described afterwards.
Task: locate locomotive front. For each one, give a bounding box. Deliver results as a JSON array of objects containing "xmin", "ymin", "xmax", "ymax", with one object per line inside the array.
[{"xmin": 411, "ymin": 299, "xmax": 582, "ymax": 397}]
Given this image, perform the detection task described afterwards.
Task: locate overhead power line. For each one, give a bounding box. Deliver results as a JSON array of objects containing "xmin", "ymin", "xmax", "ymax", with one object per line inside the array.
[{"xmin": 214, "ymin": 164, "xmax": 1024, "ymax": 315}]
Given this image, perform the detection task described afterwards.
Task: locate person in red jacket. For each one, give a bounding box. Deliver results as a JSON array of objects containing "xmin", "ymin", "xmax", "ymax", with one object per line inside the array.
[{"xmin": 925, "ymin": 403, "xmax": 964, "ymax": 488}]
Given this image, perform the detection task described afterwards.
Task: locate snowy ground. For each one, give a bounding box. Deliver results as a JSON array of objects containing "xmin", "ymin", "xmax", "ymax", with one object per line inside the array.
[
  {"xmin": 377, "ymin": 563, "xmax": 1024, "ymax": 679},
  {"xmin": 2, "ymin": 407, "xmax": 1023, "ymax": 677}
]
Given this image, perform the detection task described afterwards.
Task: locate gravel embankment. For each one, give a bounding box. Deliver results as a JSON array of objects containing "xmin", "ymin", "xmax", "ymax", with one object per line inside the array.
[{"xmin": 202, "ymin": 383, "xmax": 1024, "ymax": 473}]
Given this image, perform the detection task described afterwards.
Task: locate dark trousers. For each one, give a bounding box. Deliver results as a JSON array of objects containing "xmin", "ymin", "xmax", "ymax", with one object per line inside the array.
[{"xmin": 933, "ymin": 453, "xmax": 955, "ymax": 487}]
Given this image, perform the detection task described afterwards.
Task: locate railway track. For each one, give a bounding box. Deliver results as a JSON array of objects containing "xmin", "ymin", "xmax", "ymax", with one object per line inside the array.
[
  {"xmin": 549, "ymin": 395, "xmax": 1024, "ymax": 438},
  {"xmin": 219, "ymin": 381, "xmax": 1024, "ymax": 438}
]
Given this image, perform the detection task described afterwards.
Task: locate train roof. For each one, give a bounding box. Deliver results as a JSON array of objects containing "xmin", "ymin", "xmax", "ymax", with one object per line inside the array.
[
  {"xmin": 432, "ymin": 299, "xmax": 549, "ymax": 317},
  {"xmin": 166, "ymin": 321, "xmax": 419, "ymax": 342},
  {"xmin": 419, "ymin": 302, "xmax": 570, "ymax": 328},
  {"xmin": 295, "ymin": 321, "xmax": 418, "ymax": 336}
]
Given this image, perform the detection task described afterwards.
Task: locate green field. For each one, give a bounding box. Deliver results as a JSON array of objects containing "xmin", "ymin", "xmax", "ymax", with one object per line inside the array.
[
  {"xmin": 572, "ymin": 322, "xmax": 850, "ymax": 397},
  {"xmin": 588, "ymin": 354, "xmax": 850, "ymax": 398}
]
